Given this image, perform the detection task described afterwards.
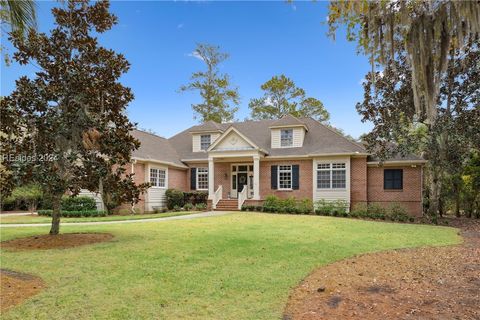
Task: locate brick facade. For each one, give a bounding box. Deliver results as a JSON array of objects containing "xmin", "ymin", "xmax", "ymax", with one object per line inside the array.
[
  {"xmin": 259, "ymin": 159, "xmax": 313, "ymax": 199},
  {"xmin": 350, "ymin": 157, "xmax": 368, "ymax": 208},
  {"xmin": 168, "ymin": 167, "xmax": 188, "ymax": 190},
  {"xmin": 119, "ymin": 159, "xmax": 424, "ymax": 217},
  {"xmin": 367, "ymin": 165, "xmax": 423, "ymax": 216}
]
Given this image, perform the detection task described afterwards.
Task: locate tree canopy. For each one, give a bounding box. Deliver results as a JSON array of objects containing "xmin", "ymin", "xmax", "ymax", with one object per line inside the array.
[
  {"xmin": 248, "ymin": 74, "xmax": 330, "ymax": 121},
  {"xmin": 328, "ymin": 1, "xmax": 480, "ymax": 125},
  {"xmin": 0, "ymin": 0, "xmax": 147, "ymax": 234},
  {"xmin": 179, "ymin": 43, "xmax": 239, "ymax": 123}
]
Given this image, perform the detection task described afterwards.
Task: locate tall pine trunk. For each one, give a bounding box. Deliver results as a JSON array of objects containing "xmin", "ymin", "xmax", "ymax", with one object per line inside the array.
[{"xmin": 50, "ymin": 194, "xmax": 62, "ymax": 235}]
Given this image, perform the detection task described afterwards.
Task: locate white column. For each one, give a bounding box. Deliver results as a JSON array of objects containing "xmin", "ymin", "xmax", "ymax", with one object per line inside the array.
[
  {"xmin": 208, "ymin": 157, "xmax": 215, "ymax": 199},
  {"xmin": 253, "ymin": 155, "xmax": 260, "ymax": 200}
]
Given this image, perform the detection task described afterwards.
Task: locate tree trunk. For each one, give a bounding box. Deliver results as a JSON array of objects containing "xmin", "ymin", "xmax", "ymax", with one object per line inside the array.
[
  {"xmin": 454, "ymin": 181, "xmax": 461, "ymax": 217},
  {"xmin": 49, "ymin": 194, "xmax": 62, "ymax": 235},
  {"xmin": 427, "ymin": 165, "xmax": 441, "ymax": 219}
]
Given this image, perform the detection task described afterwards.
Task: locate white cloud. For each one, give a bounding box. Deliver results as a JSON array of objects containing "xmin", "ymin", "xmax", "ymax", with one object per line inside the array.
[{"xmin": 187, "ymin": 51, "xmax": 204, "ymax": 61}]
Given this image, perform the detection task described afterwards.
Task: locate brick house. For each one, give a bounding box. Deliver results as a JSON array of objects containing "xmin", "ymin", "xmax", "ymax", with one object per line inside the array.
[{"xmin": 122, "ymin": 115, "xmax": 426, "ymax": 215}]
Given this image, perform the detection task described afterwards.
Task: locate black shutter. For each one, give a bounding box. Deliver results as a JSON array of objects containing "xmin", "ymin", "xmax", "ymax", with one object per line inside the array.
[
  {"xmin": 292, "ymin": 165, "xmax": 300, "ymax": 190},
  {"xmin": 190, "ymin": 168, "xmax": 196, "ymax": 190},
  {"xmin": 271, "ymin": 165, "xmax": 278, "ymax": 189}
]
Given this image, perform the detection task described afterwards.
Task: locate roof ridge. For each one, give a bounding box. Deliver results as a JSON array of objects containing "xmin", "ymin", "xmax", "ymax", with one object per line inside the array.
[
  {"xmin": 134, "ymin": 128, "xmax": 167, "ymax": 140},
  {"xmin": 308, "ymin": 118, "xmax": 366, "ymax": 151}
]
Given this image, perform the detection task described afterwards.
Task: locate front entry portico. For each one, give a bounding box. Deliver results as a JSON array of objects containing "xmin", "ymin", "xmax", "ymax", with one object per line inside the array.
[{"xmin": 230, "ymin": 163, "xmax": 253, "ymax": 199}]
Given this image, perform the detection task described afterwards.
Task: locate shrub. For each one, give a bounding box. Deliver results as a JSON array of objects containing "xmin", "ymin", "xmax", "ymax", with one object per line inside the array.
[
  {"xmin": 61, "ymin": 196, "xmax": 97, "ymax": 211},
  {"xmin": 263, "ymin": 195, "xmax": 280, "ymax": 213},
  {"xmin": 367, "ymin": 203, "xmax": 385, "ymax": 219},
  {"xmin": 281, "ymin": 197, "xmax": 297, "ymax": 213},
  {"xmin": 315, "ymin": 199, "xmax": 335, "ymax": 216},
  {"xmin": 297, "ymin": 198, "xmax": 314, "ymax": 214},
  {"xmin": 351, "ymin": 203, "xmax": 369, "ymax": 218},
  {"xmin": 165, "ymin": 189, "xmax": 184, "ymax": 210},
  {"xmin": 255, "ymin": 206, "xmax": 263, "ymax": 212},
  {"xmin": 388, "ymin": 203, "xmax": 410, "ymax": 222},
  {"xmin": 183, "ymin": 191, "xmax": 208, "ymax": 205},
  {"xmin": 173, "ymin": 205, "xmax": 182, "ymax": 212},
  {"xmin": 37, "ymin": 209, "xmax": 107, "ymax": 217},
  {"xmin": 195, "ymin": 203, "xmax": 207, "ymax": 211},
  {"xmin": 184, "ymin": 203, "xmax": 194, "ymax": 211}
]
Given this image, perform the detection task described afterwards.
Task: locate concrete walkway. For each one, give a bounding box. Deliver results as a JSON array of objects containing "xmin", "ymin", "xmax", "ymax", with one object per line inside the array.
[
  {"xmin": 0, "ymin": 211, "xmax": 233, "ymax": 228},
  {"xmin": 0, "ymin": 212, "xmax": 37, "ymax": 216}
]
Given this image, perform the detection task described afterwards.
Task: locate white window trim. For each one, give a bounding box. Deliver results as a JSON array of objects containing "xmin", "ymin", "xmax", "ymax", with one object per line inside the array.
[
  {"xmin": 200, "ymin": 134, "xmax": 211, "ymax": 151},
  {"xmin": 278, "ymin": 165, "xmax": 293, "ymax": 190},
  {"xmin": 196, "ymin": 167, "xmax": 209, "ymax": 190},
  {"xmin": 280, "ymin": 129, "xmax": 294, "ymax": 148},
  {"xmin": 316, "ymin": 163, "xmax": 346, "ymax": 190},
  {"xmin": 149, "ymin": 167, "xmax": 168, "ymax": 189}
]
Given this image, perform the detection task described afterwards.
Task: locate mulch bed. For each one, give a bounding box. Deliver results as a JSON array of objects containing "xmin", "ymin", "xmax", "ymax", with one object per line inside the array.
[
  {"xmin": 0, "ymin": 269, "xmax": 45, "ymax": 312},
  {"xmin": 284, "ymin": 218, "xmax": 480, "ymax": 320},
  {"xmin": 0, "ymin": 233, "xmax": 114, "ymax": 251}
]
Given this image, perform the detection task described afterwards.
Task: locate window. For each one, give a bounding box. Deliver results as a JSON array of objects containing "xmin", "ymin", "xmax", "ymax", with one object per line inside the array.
[
  {"xmin": 384, "ymin": 169, "xmax": 403, "ymax": 190},
  {"xmin": 150, "ymin": 168, "xmax": 166, "ymax": 188},
  {"xmin": 278, "ymin": 165, "xmax": 292, "ymax": 189},
  {"xmin": 200, "ymin": 135, "xmax": 211, "ymax": 151},
  {"xmin": 316, "ymin": 163, "xmax": 346, "ymax": 189},
  {"xmin": 280, "ymin": 129, "xmax": 293, "ymax": 147},
  {"xmin": 196, "ymin": 168, "xmax": 209, "ymax": 190}
]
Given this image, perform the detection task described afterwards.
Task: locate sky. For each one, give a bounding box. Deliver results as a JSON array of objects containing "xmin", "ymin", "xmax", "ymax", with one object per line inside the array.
[{"xmin": 1, "ymin": 1, "xmax": 373, "ymax": 139}]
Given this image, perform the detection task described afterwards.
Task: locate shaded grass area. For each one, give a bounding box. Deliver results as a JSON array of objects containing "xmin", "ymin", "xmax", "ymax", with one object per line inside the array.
[
  {"xmin": 1, "ymin": 213, "xmax": 460, "ymax": 319},
  {"xmin": 0, "ymin": 211, "xmax": 196, "ymax": 224}
]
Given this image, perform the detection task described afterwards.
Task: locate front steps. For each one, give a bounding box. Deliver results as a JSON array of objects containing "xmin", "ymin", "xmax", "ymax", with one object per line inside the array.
[{"xmin": 215, "ymin": 199, "xmax": 239, "ymax": 211}]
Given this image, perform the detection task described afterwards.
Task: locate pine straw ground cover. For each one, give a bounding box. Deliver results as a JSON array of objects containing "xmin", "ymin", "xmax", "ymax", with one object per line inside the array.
[
  {"xmin": 284, "ymin": 218, "xmax": 480, "ymax": 320},
  {"xmin": 0, "ymin": 213, "xmax": 460, "ymax": 319}
]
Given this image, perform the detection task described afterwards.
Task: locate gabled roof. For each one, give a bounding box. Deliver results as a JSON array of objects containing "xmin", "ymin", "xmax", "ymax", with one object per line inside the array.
[
  {"xmin": 189, "ymin": 120, "xmax": 224, "ymax": 133},
  {"xmin": 269, "ymin": 114, "xmax": 308, "ymax": 130},
  {"xmin": 130, "ymin": 130, "xmax": 186, "ymax": 168},
  {"xmin": 207, "ymin": 126, "xmax": 267, "ymax": 153},
  {"xmin": 168, "ymin": 117, "xmax": 367, "ymax": 161}
]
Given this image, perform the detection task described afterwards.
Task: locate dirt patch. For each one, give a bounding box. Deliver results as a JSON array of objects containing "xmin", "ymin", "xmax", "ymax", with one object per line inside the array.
[
  {"xmin": 1, "ymin": 269, "xmax": 45, "ymax": 312},
  {"xmin": 0, "ymin": 233, "xmax": 114, "ymax": 250},
  {"xmin": 284, "ymin": 218, "xmax": 480, "ymax": 320}
]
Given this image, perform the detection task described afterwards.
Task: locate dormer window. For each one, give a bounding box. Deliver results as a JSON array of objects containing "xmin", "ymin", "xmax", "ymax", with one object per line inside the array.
[
  {"xmin": 200, "ymin": 134, "xmax": 211, "ymax": 150},
  {"xmin": 280, "ymin": 129, "xmax": 293, "ymax": 147}
]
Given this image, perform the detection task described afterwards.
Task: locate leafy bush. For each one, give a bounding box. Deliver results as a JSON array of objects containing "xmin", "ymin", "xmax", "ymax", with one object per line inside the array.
[
  {"xmin": 263, "ymin": 195, "xmax": 280, "ymax": 213},
  {"xmin": 297, "ymin": 198, "xmax": 314, "ymax": 214},
  {"xmin": 255, "ymin": 206, "xmax": 263, "ymax": 212},
  {"xmin": 195, "ymin": 203, "xmax": 207, "ymax": 211},
  {"xmin": 166, "ymin": 189, "xmax": 184, "ymax": 210},
  {"xmin": 184, "ymin": 203, "xmax": 194, "ymax": 211},
  {"xmin": 388, "ymin": 203, "xmax": 410, "ymax": 222},
  {"xmin": 281, "ymin": 197, "xmax": 297, "ymax": 213},
  {"xmin": 61, "ymin": 196, "xmax": 97, "ymax": 211},
  {"xmin": 37, "ymin": 209, "xmax": 107, "ymax": 217},
  {"xmin": 184, "ymin": 191, "xmax": 208, "ymax": 205},
  {"xmin": 351, "ymin": 203, "xmax": 369, "ymax": 218},
  {"xmin": 173, "ymin": 205, "xmax": 182, "ymax": 212},
  {"xmin": 2, "ymin": 184, "xmax": 43, "ymax": 211},
  {"xmin": 315, "ymin": 199, "xmax": 347, "ymax": 216}
]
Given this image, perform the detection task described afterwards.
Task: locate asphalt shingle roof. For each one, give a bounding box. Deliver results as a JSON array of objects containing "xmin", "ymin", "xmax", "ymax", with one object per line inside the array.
[
  {"xmin": 131, "ymin": 130, "xmax": 186, "ymax": 167},
  {"xmin": 168, "ymin": 117, "xmax": 366, "ymax": 161}
]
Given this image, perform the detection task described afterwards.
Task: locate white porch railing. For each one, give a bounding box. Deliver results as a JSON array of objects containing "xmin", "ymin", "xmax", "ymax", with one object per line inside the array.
[
  {"xmin": 238, "ymin": 185, "xmax": 248, "ymax": 210},
  {"xmin": 212, "ymin": 185, "xmax": 222, "ymax": 209}
]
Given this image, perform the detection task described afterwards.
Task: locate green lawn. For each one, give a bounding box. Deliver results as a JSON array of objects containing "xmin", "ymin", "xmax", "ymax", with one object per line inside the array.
[
  {"xmin": 1, "ymin": 213, "xmax": 460, "ymax": 320},
  {"xmin": 0, "ymin": 211, "xmax": 196, "ymax": 224}
]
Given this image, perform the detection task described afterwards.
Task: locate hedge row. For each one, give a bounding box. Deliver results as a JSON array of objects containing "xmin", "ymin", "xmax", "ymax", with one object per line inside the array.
[
  {"xmin": 37, "ymin": 210, "xmax": 107, "ymax": 217},
  {"xmin": 241, "ymin": 196, "xmax": 413, "ymax": 223},
  {"xmin": 165, "ymin": 189, "xmax": 208, "ymax": 210}
]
